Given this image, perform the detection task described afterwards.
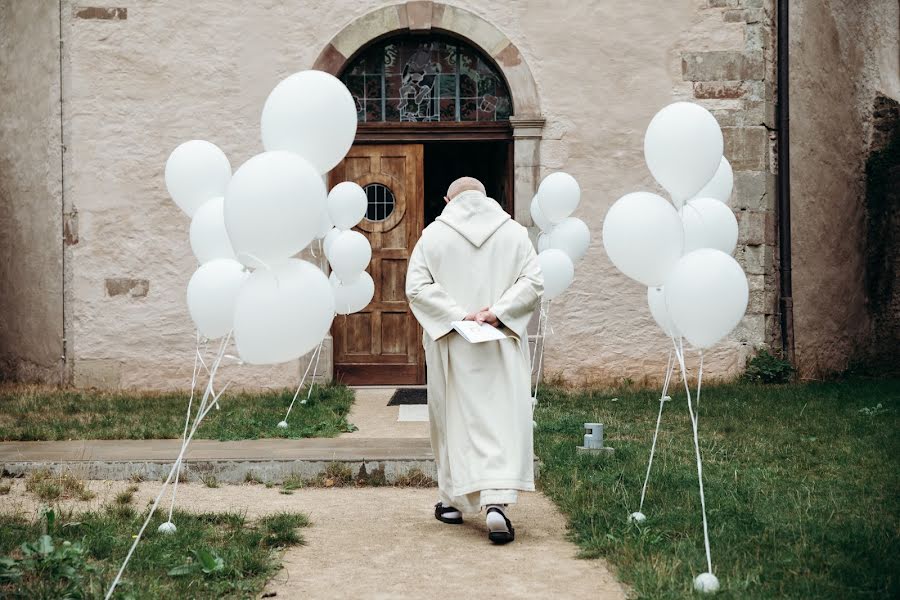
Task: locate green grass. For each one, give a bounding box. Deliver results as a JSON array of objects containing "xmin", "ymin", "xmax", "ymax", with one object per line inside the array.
[
  {"xmin": 0, "ymin": 506, "xmax": 309, "ymax": 599},
  {"xmin": 534, "ymin": 377, "xmax": 900, "ymax": 599},
  {"xmin": 0, "ymin": 383, "xmax": 356, "ymax": 441}
]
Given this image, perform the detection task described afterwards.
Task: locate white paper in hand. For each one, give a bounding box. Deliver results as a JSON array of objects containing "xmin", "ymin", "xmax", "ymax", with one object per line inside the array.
[{"xmin": 451, "ymin": 321, "xmax": 508, "ymax": 343}]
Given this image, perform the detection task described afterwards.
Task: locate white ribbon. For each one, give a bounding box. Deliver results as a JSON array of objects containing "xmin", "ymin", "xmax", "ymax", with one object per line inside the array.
[
  {"xmin": 281, "ymin": 339, "xmax": 325, "ymax": 424},
  {"xmin": 637, "ymin": 347, "xmax": 675, "ymax": 512},
  {"xmin": 531, "ymin": 300, "xmax": 551, "ymax": 405},
  {"xmin": 672, "ymin": 336, "xmax": 714, "ymax": 575},
  {"xmin": 105, "ymin": 333, "xmax": 233, "ymax": 600}
]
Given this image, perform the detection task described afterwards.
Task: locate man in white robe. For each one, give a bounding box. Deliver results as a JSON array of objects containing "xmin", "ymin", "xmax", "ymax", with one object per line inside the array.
[{"xmin": 406, "ymin": 177, "xmax": 543, "ymax": 544}]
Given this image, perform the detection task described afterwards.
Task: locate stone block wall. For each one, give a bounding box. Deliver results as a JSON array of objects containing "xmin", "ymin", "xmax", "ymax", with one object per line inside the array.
[{"xmin": 681, "ymin": 0, "xmax": 779, "ymax": 356}]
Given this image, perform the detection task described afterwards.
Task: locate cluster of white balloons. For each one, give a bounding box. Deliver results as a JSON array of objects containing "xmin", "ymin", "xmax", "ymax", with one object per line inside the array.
[
  {"xmin": 602, "ymin": 101, "xmax": 747, "ymax": 350},
  {"xmin": 321, "ymin": 182, "xmax": 375, "ymax": 315},
  {"xmin": 530, "ymin": 172, "xmax": 590, "ymax": 299},
  {"xmin": 166, "ymin": 70, "xmax": 367, "ymax": 366}
]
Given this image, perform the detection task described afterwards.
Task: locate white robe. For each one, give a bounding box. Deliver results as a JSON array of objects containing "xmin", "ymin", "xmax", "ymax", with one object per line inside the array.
[{"xmin": 406, "ymin": 190, "xmax": 544, "ymax": 513}]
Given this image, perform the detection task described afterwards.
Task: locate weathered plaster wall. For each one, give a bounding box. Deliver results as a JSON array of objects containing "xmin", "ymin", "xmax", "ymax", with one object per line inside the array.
[
  {"xmin": 790, "ymin": 0, "xmax": 900, "ymax": 377},
  {"xmin": 0, "ymin": 0, "xmax": 64, "ymax": 383},
  {"xmin": 59, "ymin": 0, "xmax": 775, "ymax": 389}
]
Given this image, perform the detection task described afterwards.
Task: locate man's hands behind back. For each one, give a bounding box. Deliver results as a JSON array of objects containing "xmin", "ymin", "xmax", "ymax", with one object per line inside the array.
[{"xmin": 463, "ymin": 306, "xmax": 499, "ymax": 328}]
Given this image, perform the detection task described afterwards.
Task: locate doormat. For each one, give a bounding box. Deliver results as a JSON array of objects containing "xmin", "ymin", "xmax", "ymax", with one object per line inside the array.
[{"xmin": 388, "ymin": 388, "xmax": 427, "ymax": 405}]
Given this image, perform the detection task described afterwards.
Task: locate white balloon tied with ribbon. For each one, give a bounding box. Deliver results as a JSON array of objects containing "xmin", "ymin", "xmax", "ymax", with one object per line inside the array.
[
  {"xmin": 547, "ymin": 217, "xmax": 590, "ymax": 263},
  {"xmin": 664, "ymin": 248, "xmax": 749, "ymax": 350},
  {"xmin": 327, "ymin": 181, "xmax": 368, "ymax": 230},
  {"xmin": 224, "ymin": 151, "xmax": 326, "ymax": 269},
  {"xmin": 186, "ymin": 258, "xmax": 247, "ymax": 340},
  {"xmin": 189, "ymin": 197, "xmax": 236, "ymax": 264},
  {"xmin": 537, "ymin": 172, "xmax": 581, "ymax": 224},
  {"xmin": 537, "ymin": 249, "xmax": 574, "ymax": 300},
  {"xmin": 165, "ymin": 140, "xmax": 232, "ymax": 218},
  {"xmin": 602, "ymin": 191, "xmax": 684, "ymax": 287},
  {"xmin": 693, "ymin": 157, "xmax": 734, "ymax": 204},
  {"xmin": 680, "ymin": 197, "xmax": 738, "ymax": 255},
  {"xmin": 328, "ymin": 230, "xmax": 372, "ymax": 284},
  {"xmin": 330, "ymin": 271, "xmax": 375, "ymax": 315},
  {"xmin": 644, "ymin": 102, "xmax": 723, "ymax": 207},
  {"xmin": 530, "ymin": 195, "xmax": 553, "ymax": 232},
  {"xmin": 261, "ymin": 70, "xmax": 358, "ymax": 175},
  {"xmin": 233, "ymin": 259, "xmax": 335, "ymax": 365}
]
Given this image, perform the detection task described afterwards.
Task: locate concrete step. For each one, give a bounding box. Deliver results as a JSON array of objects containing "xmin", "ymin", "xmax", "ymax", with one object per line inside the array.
[{"xmin": 0, "ymin": 438, "xmax": 435, "ymax": 484}]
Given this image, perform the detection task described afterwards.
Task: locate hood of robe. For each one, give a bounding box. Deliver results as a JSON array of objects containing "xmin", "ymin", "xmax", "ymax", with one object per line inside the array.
[{"xmin": 435, "ymin": 189, "xmax": 511, "ymax": 248}]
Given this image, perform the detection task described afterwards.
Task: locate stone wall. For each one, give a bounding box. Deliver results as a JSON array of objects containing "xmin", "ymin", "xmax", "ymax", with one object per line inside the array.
[
  {"xmin": 789, "ymin": 0, "xmax": 900, "ymax": 377},
  {"xmin": 30, "ymin": 0, "xmax": 779, "ymax": 389},
  {"xmin": 0, "ymin": 0, "xmax": 65, "ymax": 384}
]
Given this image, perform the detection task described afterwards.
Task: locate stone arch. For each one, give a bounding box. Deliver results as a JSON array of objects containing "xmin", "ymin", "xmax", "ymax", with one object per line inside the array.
[
  {"xmin": 313, "ymin": 1, "xmax": 545, "ymax": 224},
  {"xmin": 313, "ymin": 1, "xmax": 541, "ymax": 119}
]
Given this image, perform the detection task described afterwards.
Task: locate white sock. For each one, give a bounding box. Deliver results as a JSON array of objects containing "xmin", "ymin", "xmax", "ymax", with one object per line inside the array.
[
  {"xmin": 485, "ymin": 504, "xmax": 509, "ymax": 532},
  {"xmin": 442, "ymin": 509, "xmax": 461, "ymax": 520}
]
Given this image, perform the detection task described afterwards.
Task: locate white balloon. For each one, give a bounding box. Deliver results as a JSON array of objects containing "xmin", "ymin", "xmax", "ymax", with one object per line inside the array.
[
  {"xmin": 330, "ymin": 271, "xmax": 374, "ymax": 315},
  {"xmin": 224, "ymin": 151, "xmax": 326, "ymax": 269},
  {"xmin": 537, "ymin": 232, "xmax": 550, "ymax": 252},
  {"xmin": 328, "ymin": 230, "xmax": 371, "ymax": 283},
  {"xmin": 694, "ymin": 157, "xmax": 734, "ymax": 204},
  {"xmin": 261, "ymin": 70, "xmax": 358, "ymax": 174},
  {"xmin": 681, "ymin": 197, "xmax": 738, "ymax": 255},
  {"xmin": 186, "ymin": 259, "xmax": 247, "ymax": 339},
  {"xmin": 602, "ymin": 192, "xmax": 684, "ymax": 287},
  {"xmin": 664, "ymin": 248, "xmax": 749, "ymax": 349},
  {"xmin": 233, "ymin": 259, "xmax": 335, "ymax": 364},
  {"xmin": 548, "ymin": 217, "xmax": 590, "ymax": 262},
  {"xmin": 327, "ymin": 182, "xmax": 367, "ymax": 230},
  {"xmin": 323, "ymin": 227, "xmax": 341, "ymax": 259},
  {"xmin": 315, "ymin": 208, "xmax": 333, "ymax": 240},
  {"xmin": 537, "ymin": 172, "xmax": 581, "ymax": 224},
  {"xmin": 530, "ymin": 196, "xmax": 552, "ymax": 232},
  {"xmin": 537, "ymin": 249, "xmax": 575, "ymax": 300},
  {"xmin": 644, "ymin": 102, "xmax": 723, "ymax": 206},
  {"xmin": 164, "ymin": 140, "xmax": 232, "ymax": 217},
  {"xmin": 647, "ymin": 286, "xmax": 679, "ymax": 338},
  {"xmin": 189, "ymin": 197, "xmax": 236, "ymax": 263}
]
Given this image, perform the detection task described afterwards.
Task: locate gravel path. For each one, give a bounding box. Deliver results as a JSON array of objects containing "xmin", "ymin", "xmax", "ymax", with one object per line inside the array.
[{"xmin": 1, "ymin": 481, "xmax": 625, "ymax": 600}]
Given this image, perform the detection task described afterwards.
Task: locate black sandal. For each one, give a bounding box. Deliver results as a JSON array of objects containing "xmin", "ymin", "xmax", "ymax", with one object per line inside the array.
[
  {"xmin": 434, "ymin": 502, "xmax": 463, "ymax": 524},
  {"xmin": 486, "ymin": 507, "xmax": 515, "ymax": 544}
]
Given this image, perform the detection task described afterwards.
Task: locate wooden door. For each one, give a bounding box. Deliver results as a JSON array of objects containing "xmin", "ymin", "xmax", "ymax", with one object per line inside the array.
[{"xmin": 329, "ymin": 144, "xmax": 425, "ymax": 385}]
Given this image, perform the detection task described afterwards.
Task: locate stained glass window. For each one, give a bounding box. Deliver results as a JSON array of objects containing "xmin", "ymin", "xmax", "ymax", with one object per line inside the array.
[
  {"xmin": 341, "ymin": 36, "xmax": 512, "ymax": 123},
  {"xmin": 364, "ymin": 183, "xmax": 395, "ymax": 221}
]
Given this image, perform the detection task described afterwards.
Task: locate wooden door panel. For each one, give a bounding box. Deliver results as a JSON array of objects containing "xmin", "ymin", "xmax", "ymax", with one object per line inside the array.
[{"xmin": 329, "ymin": 144, "xmax": 424, "ymax": 385}]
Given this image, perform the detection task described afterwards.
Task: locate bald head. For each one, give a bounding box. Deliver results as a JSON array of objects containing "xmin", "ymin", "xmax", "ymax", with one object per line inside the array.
[{"xmin": 446, "ymin": 177, "xmax": 486, "ymax": 201}]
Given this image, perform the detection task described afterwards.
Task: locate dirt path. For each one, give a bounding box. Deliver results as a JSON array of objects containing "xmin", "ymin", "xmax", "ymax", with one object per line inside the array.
[{"xmin": 1, "ymin": 481, "xmax": 625, "ymax": 600}]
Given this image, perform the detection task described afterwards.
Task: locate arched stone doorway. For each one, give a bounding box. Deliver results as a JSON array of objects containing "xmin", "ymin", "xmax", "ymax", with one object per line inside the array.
[{"xmin": 316, "ymin": 2, "xmax": 543, "ymax": 385}]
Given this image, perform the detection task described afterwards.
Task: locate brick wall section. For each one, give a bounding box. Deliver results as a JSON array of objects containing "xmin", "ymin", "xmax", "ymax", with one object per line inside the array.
[{"xmin": 684, "ymin": 0, "xmax": 779, "ymax": 354}]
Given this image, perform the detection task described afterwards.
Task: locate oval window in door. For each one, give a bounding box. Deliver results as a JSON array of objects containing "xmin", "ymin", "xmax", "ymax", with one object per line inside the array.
[{"xmin": 364, "ymin": 183, "xmax": 396, "ymax": 222}]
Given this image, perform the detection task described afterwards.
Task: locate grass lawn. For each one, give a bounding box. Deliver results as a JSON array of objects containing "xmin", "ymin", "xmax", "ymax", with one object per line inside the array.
[
  {"xmin": 0, "ymin": 505, "xmax": 308, "ymax": 599},
  {"xmin": 534, "ymin": 376, "xmax": 900, "ymax": 599},
  {"xmin": 0, "ymin": 383, "xmax": 356, "ymax": 441}
]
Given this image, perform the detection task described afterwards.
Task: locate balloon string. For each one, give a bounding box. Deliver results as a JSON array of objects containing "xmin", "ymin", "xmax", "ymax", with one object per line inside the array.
[
  {"xmin": 530, "ymin": 302, "xmax": 545, "ymax": 376},
  {"xmin": 672, "ymin": 336, "xmax": 714, "ymax": 574},
  {"xmin": 638, "ymin": 347, "xmax": 675, "ymax": 512},
  {"xmin": 532, "ymin": 300, "xmax": 551, "ymax": 405},
  {"xmin": 696, "ymin": 350, "xmax": 704, "ymax": 419},
  {"xmin": 305, "ymin": 338, "xmax": 325, "ymax": 403},
  {"xmin": 105, "ymin": 350, "xmax": 232, "ymax": 600},
  {"xmin": 166, "ymin": 330, "xmax": 230, "ymax": 523},
  {"xmin": 282, "ymin": 340, "xmax": 324, "ymax": 423},
  {"xmin": 166, "ymin": 330, "xmax": 202, "ymax": 523}
]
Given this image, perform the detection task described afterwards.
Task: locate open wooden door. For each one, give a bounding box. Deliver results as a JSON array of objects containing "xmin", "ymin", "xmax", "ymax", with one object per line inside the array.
[{"xmin": 329, "ymin": 144, "xmax": 425, "ymax": 385}]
